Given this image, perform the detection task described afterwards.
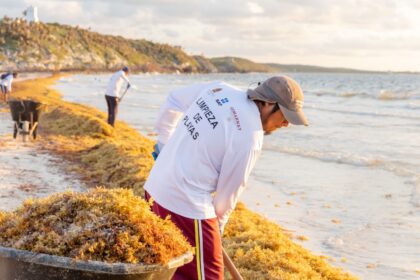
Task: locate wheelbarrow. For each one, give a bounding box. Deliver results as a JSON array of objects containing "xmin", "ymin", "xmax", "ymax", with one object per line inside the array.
[
  {"xmin": 0, "ymin": 246, "xmax": 193, "ymax": 280},
  {"xmin": 8, "ymin": 99, "xmax": 45, "ymax": 141}
]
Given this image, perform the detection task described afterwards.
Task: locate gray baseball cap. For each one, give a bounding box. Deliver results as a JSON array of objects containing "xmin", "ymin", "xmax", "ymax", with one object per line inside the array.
[{"xmin": 247, "ymin": 76, "xmax": 309, "ymax": 126}]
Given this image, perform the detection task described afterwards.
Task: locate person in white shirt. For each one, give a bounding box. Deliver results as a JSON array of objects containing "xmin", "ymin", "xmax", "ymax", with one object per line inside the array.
[
  {"xmin": 105, "ymin": 67, "xmax": 131, "ymax": 126},
  {"xmin": 1, "ymin": 72, "xmax": 18, "ymax": 102},
  {"xmin": 144, "ymin": 75, "xmax": 309, "ymax": 280}
]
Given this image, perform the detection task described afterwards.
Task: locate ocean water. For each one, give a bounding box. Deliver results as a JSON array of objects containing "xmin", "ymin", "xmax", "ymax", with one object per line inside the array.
[{"xmin": 54, "ymin": 72, "xmax": 420, "ymax": 279}]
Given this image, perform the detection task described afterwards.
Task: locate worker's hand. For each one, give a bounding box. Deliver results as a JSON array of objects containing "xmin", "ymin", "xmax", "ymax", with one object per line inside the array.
[
  {"xmin": 152, "ymin": 141, "xmax": 164, "ymax": 160},
  {"xmin": 151, "ymin": 144, "xmax": 160, "ymax": 160},
  {"xmin": 219, "ymin": 222, "xmax": 225, "ymax": 236}
]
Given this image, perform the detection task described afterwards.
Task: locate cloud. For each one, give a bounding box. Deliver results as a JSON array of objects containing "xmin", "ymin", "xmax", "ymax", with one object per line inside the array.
[
  {"xmin": 1, "ymin": 0, "xmax": 419, "ymax": 71},
  {"xmin": 247, "ymin": 2, "xmax": 264, "ymax": 14}
]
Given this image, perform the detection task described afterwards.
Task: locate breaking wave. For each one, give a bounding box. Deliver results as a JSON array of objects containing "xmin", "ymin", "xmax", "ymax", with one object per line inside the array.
[
  {"xmin": 310, "ymin": 90, "xmax": 417, "ymax": 101},
  {"xmin": 305, "ymin": 105, "xmax": 420, "ymax": 121},
  {"xmin": 264, "ymin": 144, "xmax": 420, "ymax": 206},
  {"xmin": 378, "ymin": 90, "xmax": 414, "ymax": 101},
  {"xmin": 264, "ymin": 145, "xmax": 384, "ymax": 168}
]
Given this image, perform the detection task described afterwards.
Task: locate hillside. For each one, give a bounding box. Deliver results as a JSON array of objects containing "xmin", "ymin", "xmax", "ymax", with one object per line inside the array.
[
  {"xmin": 266, "ymin": 63, "xmax": 380, "ymax": 73},
  {"xmin": 0, "ymin": 17, "xmax": 392, "ymax": 74},
  {"xmin": 0, "ymin": 17, "xmax": 214, "ymax": 73},
  {"xmin": 210, "ymin": 56, "xmax": 274, "ymax": 73},
  {"xmin": 209, "ymin": 57, "xmax": 380, "ymax": 74}
]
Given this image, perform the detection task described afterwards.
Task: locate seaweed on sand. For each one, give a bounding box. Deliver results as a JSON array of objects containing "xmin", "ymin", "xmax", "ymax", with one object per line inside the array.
[
  {"xmin": 8, "ymin": 76, "xmax": 358, "ymax": 279},
  {"xmin": 0, "ymin": 188, "xmax": 192, "ymax": 265}
]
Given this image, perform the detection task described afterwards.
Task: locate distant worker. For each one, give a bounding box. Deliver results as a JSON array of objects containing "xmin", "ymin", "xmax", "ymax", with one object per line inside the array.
[
  {"xmin": 145, "ymin": 75, "xmax": 309, "ymax": 279},
  {"xmin": 105, "ymin": 67, "xmax": 131, "ymax": 126},
  {"xmin": 0, "ymin": 72, "xmax": 18, "ymax": 103}
]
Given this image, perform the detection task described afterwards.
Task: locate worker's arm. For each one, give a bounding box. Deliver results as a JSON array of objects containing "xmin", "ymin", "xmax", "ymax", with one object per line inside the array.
[
  {"xmin": 121, "ymin": 72, "xmax": 131, "ymax": 90},
  {"xmin": 122, "ymin": 72, "xmax": 130, "ymax": 84},
  {"xmin": 155, "ymin": 82, "xmax": 215, "ymax": 146},
  {"xmin": 213, "ymin": 135, "xmax": 262, "ymax": 233}
]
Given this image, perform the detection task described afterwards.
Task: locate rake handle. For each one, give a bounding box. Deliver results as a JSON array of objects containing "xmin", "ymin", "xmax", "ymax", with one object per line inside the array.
[{"xmin": 222, "ymin": 247, "xmax": 243, "ymax": 280}]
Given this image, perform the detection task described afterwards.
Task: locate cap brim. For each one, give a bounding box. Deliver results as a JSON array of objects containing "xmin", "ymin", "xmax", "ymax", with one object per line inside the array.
[
  {"xmin": 247, "ymin": 88, "xmax": 271, "ymax": 103},
  {"xmin": 279, "ymin": 104, "xmax": 309, "ymax": 126}
]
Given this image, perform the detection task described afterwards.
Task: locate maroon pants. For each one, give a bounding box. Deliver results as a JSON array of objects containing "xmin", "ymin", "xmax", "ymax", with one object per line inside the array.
[{"xmin": 145, "ymin": 192, "xmax": 224, "ymax": 280}]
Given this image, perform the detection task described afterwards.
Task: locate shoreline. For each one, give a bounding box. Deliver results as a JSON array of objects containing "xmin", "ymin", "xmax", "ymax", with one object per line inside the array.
[
  {"xmin": 0, "ymin": 104, "xmax": 87, "ymax": 211},
  {"xmin": 0, "ymin": 113, "xmax": 87, "ymax": 211},
  {"xmin": 0, "ymin": 76, "xmax": 357, "ymax": 279}
]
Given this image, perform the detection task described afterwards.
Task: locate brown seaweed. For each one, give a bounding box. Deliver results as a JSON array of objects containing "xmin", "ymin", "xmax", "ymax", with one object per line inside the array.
[{"xmin": 0, "ymin": 188, "xmax": 192, "ymax": 265}]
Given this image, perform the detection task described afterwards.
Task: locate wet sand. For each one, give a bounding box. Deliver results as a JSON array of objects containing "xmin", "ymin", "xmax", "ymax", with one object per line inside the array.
[{"xmin": 0, "ymin": 109, "xmax": 86, "ymax": 211}]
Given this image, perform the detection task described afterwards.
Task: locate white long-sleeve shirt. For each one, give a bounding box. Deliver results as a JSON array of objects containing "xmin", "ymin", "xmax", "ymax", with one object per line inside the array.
[
  {"xmin": 144, "ymin": 82, "xmax": 263, "ymax": 232},
  {"xmin": 1, "ymin": 74, "xmax": 13, "ymax": 92},
  {"xmin": 105, "ymin": 70, "xmax": 130, "ymax": 98}
]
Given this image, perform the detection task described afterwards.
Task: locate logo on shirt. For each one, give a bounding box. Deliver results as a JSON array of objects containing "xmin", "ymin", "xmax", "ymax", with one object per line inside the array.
[
  {"xmin": 215, "ymin": 98, "xmax": 229, "ymax": 106},
  {"xmin": 230, "ymin": 107, "xmax": 242, "ymax": 131},
  {"xmin": 206, "ymin": 87, "xmax": 223, "ymax": 96}
]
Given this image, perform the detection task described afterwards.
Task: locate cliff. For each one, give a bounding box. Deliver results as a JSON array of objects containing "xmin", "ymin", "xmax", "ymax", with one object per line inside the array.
[
  {"xmin": 0, "ymin": 17, "xmax": 384, "ymax": 74},
  {"xmin": 0, "ymin": 17, "xmax": 210, "ymax": 73}
]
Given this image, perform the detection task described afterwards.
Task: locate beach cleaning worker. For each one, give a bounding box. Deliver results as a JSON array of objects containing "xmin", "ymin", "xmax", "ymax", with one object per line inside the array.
[
  {"xmin": 144, "ymin": 75, "xmax": 308, "ymax": 280},
  {"xmin": 105, "ymin": 66, "xmax": 131, "ymax": 126},
  {"xmin": 0, "ymin": 71, "xmax": 18, "ymax": 103}
]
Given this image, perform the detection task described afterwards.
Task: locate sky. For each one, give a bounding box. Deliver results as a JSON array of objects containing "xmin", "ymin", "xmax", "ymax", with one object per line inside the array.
[{"xmin": 1, "ymin": 0, "xmax": 420, "ymax": 72}]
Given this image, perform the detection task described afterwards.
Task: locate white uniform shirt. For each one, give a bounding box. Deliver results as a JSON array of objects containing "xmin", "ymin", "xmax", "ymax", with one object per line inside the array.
[
  {"xmin": 144, "ymin": 82, "xmax": 263, "ymax": 232},
  {"xmin": 105, "ymin": 70, "xmax": 130, "ymax": 98},
  {"xmin": 1, "ymin": 74, "xmax": 13, "ymax": 92}
]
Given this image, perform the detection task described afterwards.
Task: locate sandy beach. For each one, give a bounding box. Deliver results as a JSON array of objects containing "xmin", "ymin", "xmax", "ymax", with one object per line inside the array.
[
  {"xmin": 0, "ymin": 76, "xmax": 358, "ymax": 279},
  {"xmin": 53, "ymin": 72, "xmax": 420, "ymax": 279},
  {"xmin": 1, "ymin": 1, "xmax": 419, "ymax": 278},
  {"xmin": 0, "ymin": 109, "xmax": 86, "ymax": 211}
]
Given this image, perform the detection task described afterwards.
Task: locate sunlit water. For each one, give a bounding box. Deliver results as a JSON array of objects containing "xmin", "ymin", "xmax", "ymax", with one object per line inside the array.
[{"xmin": 54, "ymin": 72, "xmax": 420, "ymax": 279}]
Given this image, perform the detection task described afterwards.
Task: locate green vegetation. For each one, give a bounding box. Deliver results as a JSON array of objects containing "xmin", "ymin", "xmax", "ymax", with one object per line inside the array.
[
  {"xmin": 0, "ymin": 17, "xmax": 382, "ymax": 74},
  {"xmin": 0, "ymin": 17, "xmax": 203, "ymax": 73},
  {"xmin": 210, "ymin": 56, "xmax": 274, "ymax": 73}
]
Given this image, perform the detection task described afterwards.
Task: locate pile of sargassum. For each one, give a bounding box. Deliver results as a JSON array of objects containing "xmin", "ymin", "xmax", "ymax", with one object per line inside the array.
[{"xmin": 0, "ymin": 188, "xmax": 191, "ymax": 264}]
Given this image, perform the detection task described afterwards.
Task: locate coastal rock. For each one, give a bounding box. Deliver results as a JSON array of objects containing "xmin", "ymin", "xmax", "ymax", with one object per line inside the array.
[{"xmin": 0, "ymin": 17, "xmax": 215, "ymax": 73}]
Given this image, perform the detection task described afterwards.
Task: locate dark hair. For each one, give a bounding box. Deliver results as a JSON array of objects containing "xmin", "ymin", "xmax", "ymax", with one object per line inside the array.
[
  {"xmin": 122, "ymin": 66, "xmax": 129, "ymax": 73},
  {"xmin": 253, "ymin": 100, "xmax": 280, "ymax": 114},
  {"xmin": 12, "ymin": 72, "xmax": 18, "ymax": 78},
  {"xmin": 270, "ymin": 103, "xmax": 280, "ymax": 114}
]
